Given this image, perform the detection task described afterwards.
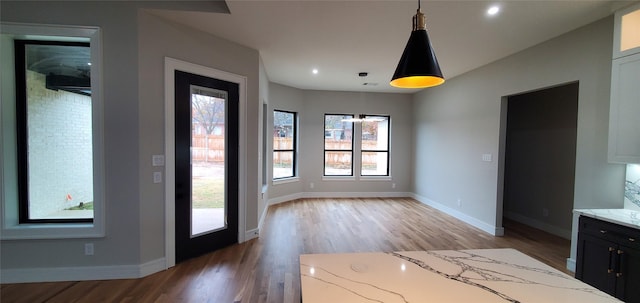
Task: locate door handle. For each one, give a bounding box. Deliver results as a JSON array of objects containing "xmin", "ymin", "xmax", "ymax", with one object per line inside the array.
[
  {"xmin": 616, "ymin": 273, "xmax": 623, "ymax": 278},
  {"xmin": 608, "ymin": 247, "xmax": 615, "ymax": 274},
  {"xmin": 600, "ymin": 230, "xmax": 608, "ymax": 234}
]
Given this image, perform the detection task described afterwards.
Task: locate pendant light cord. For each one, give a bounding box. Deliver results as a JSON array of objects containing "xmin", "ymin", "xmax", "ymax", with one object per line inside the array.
[{"xmin": 413, "ymin": 0, "xmax": 423, "ymax": 30}]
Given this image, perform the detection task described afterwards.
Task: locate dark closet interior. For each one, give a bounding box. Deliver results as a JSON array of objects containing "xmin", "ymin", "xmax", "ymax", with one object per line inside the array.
[{"xmin": 503, "ymin": 82, "xmax": 579, "ymax": 238}]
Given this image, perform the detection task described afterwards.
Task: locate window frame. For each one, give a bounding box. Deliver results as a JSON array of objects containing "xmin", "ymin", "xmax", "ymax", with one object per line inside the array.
[
  {"xmin": 1, "ymin": 23, "xmax": 105, "ymax": 239},
  {"xmin": 360, "ymin": 114, "xmax": 391, "ymax": 177},
  {"xmin": 14, "ymin": 39, "xmax": 94, "ymax": 224},
  {"xmin": 323, "ymin": 114, "xmax": 354, "ymax": 177},
  {"xmin": 272, "ymin": 109, "xmax": 297, "ymax": 180}
]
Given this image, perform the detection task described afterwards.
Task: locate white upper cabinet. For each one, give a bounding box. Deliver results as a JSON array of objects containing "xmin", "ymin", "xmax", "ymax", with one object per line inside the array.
[
  {"xmin": 613, "ymin": 3, "xmax": 640, "ymax": 59},
  {"xmin": 609, "ymin": 3, "xmax": 640, "ymax": 164},
  {"xmin": 608, "ymin": 53, "xmax": 640, "ymax": 164}
]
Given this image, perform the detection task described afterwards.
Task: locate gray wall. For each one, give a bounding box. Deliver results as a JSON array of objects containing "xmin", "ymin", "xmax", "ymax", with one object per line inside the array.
[
  {"xmin": 258, "ymin": 57, "xmax": 270, "ymax": 223},
  {"xmin": 267, "ymin": 84, "xmax": 414, "ymax": 202},
  {"xmin": 412, "ymin": 16, "xmax": 626, "ymax": 261},
  {"xmin": 137, "ymin": 11, "xmax": 260, "ymax": 263},
  {"xmin": 1, "ymin": 1, "xmax": 259, "ymax": 273},
  {"xmin": 1, "ymin": 0, "xmax": 142, "ymax": 269}
]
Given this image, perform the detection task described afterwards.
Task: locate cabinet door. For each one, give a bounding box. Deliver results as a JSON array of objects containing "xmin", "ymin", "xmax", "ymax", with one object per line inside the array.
[
  {"xmin": 616, "ymin": 245, "xmax": 640, "ymax": 303},
  {"xmin": 576, "ymin": 233, "xmax": 617, "ymax": 295},
  {"xmin": 608, "ymin": 52, "xmax": 640, "ymax": 163}
]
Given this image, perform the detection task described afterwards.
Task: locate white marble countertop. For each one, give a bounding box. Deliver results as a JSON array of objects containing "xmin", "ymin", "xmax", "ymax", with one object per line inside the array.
[
  {"xmin": 300, "ymin": 248, "xmax": 620, "ymax": 303},
  {"xmin": 573, "ymin": 208, "xmax": 640, "ymax": 230}
]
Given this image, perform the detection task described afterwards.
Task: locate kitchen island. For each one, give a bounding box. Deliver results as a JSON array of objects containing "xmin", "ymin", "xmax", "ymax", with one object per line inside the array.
[{"xmin": 300, "ymin": 248, "xmax": 620, "ymax": 302}]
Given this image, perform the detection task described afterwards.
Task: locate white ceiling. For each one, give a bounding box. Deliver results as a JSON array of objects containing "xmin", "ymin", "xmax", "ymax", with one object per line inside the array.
[{"xmin": 150, "ymin": 0, "xmax": 636, "ymax": 93}]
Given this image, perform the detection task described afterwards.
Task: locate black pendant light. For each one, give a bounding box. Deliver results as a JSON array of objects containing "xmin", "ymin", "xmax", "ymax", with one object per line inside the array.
[{"xmin": 390, "ymin": 0, "xmax": 444, "ymax": 89}]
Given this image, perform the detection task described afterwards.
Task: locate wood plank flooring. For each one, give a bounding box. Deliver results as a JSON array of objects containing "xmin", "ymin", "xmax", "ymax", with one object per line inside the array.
[{"xmin": 1, "ymin": 198, "xmax": 571, "ymax": 302}]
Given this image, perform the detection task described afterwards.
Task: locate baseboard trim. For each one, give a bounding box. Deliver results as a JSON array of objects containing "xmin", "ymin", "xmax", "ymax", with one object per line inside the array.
[
  {"xmin": 267, "ymin": 192, "xmax": 412, "ymax": 206},
  {"xmin": 268, "ymin": 192, "xmax": 304, "ymax": 206},
  {"xmin": 411, "ymin": 193, "xmax": 504, "ymax": 236},
  {"xmin": 0, "ymin": 257, "xmax": 167, "ymax": 284},
  {"xmin": 504, "ymin": 211, "xmax": 572, "ymax": 240},
  {"xmin": 302, "ymin": 191, "xmax": 412, "ymax": 199},
  {"xmin": 245, "ymin": 228, "xmax": 259, "ymax": 241},
  {"xmin": 258, "ymin": 204, "xmax": 268, "ymax": 232},
  {"xmin": 566, "ymin": 257, "xmax": 576, "ymax": 273}
]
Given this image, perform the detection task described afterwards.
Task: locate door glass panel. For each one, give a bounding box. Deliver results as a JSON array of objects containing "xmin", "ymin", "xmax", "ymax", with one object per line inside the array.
[{"xmin": 191, "ymin": 86, "xmax": 227, "ymax": 236}]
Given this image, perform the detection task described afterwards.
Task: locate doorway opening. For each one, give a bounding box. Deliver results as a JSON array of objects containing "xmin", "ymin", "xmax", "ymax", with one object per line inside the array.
[
  {"xmin": 501, "ymin": 82, "xmax": 579, "ymax": 240},
  {"xmin": 164, "ymin": 57, "xmax": 247, "ymax": 268}
]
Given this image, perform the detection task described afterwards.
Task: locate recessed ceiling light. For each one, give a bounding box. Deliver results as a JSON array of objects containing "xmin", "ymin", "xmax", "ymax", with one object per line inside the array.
[
  {"xmin": 487, "ymin": 5, "xmax": 500, "ymax": 16},
  {"xmin": 312, "ymin": 68, "xmax": 318, "ymax": 75}
]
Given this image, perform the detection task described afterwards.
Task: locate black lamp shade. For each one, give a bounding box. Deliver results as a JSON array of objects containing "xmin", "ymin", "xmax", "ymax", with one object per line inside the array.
[{"xmin": 390, "ymin": 29, "xmax": 444, "ymax": 88}]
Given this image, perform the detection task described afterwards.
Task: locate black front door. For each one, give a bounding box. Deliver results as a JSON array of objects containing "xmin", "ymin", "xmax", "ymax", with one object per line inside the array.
[{"xmin": 174, "ymin": 70, "xmax": 239, "ymax": 263}]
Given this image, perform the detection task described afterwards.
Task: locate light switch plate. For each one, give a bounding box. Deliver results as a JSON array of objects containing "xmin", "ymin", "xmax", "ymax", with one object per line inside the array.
[
  {"xmin": 482, "ymin": 154, "xmax": 492, "ymax": 162},
  {"xmin": 152, "ymin": 155, "xmax": 165, "ymax": 166}
]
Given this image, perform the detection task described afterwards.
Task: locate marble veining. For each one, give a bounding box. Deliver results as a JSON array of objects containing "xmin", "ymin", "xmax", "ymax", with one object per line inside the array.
[
  {"xmin": 574, "ymin": 208, "xmax": 640, "ymax": 229},
  {"xmin": 626, "ymin": 164, "xmax": 640, "ymax": 209},
  {"xmin": 388, "ymin": 250, "xmax": 610, "ymax": 303},
  {"xmin": 300, "ymin": 249, "xmax": 620, "ymax": 303},
  {"xmin": 300, "ymin": 263, "xmax": 410, "ymax": 303}
]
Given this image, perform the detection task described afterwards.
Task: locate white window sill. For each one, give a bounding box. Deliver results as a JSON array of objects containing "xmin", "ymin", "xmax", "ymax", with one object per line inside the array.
[
  {"xmin": 1, "ymin": 223, "xmax": 104, "ymax": 240},
  {"xmin": 322, "ymin": 176, "xmax": 356, "ymax": 181},
  {"xmin": 360, "ymin": 176, "xmax": 393, "ymax": 181},
  {"xmin": 273, "ymin": 177, "xmax": 300, "ymax": 185}
]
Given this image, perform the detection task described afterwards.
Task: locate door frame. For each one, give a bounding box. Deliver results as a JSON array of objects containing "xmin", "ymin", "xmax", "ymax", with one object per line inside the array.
[{"xmin": 164, "ymin": 57, "xmax": 247, "ymax": 268}]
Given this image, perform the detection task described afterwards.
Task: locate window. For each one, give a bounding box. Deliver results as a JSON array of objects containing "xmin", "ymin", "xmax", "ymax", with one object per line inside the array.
[
  {"xmin": 273, "ymin": 110, "xmax": 297, "ymax": 179},
  {"xmin": 14, "ymin": 40, "xmax": 94, "ymax": 223},
  {"xmin": 324, "ymin": 114, "xmax": 354, "ymax": 176},
  {"xmin": 361, "ymin": 115, "xmax": 390, "ymax": 176},
  {"xmin": 1, "ymin": 23, "xmax": 103, "ymax": 239}
]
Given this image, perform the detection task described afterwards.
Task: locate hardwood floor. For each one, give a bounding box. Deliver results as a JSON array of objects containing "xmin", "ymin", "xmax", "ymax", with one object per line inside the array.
[{"xmin": 1, "ymin": 198, "xmax": 571, "ymax": 302}]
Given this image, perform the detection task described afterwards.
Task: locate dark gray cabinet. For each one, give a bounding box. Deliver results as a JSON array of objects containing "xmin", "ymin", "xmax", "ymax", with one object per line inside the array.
[{"xmin": 576, "ymin": 216, "xmax": 640, "ymax": 302}]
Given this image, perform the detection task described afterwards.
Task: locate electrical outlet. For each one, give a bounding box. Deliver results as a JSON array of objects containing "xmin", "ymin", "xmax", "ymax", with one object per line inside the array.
[
  {"xmin": 310, "ymin": 182, "xmax": 314, "ymax": 189},
  {"xmin": 392, "ymin": 183, "xmax": 396, "ymax": 189},
  {"xmin": 457, "ymin": 199, "xmax": 462, "ymax": 207},
  {"xmin": 84, "ymin": 243, "xmax": 94, "ymax": 256}
]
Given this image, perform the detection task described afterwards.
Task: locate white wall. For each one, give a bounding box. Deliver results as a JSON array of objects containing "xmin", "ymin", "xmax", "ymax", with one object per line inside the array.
[
  {"xmin": 267, "ymin": 84, "xmax": 414, "ymax": 203},
  {"xmin": 412, "ymin": 16, "xmax": 626, "ymax": 266}
]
